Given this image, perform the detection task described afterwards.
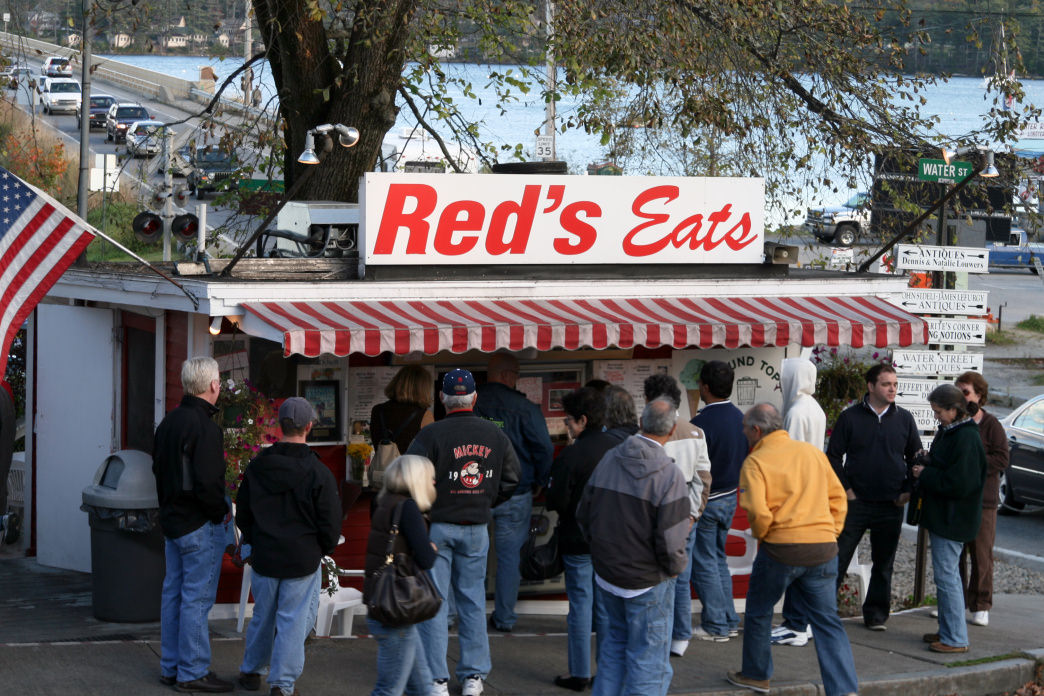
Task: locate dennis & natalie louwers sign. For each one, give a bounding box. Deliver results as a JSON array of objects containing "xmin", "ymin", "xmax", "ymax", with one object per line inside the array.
[{"xmin": 361, "ymin": 173, "xmax": 765, "ymax": 265}]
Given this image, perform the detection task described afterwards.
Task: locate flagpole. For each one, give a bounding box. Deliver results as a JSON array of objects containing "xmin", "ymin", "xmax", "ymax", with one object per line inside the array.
[{"xmin": 88, "ymin": 226, "xmax": 201, "ymax": 309}]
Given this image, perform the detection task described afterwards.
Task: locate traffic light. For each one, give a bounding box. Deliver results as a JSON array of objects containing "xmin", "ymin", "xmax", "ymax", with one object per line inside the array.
[
  {"xmin": 171, "ymin": 213, "xmax": 200, "ymax": 243},
  {"xmin": 132, "ymin": 211, "xmax": 162, "ymax": 243}
]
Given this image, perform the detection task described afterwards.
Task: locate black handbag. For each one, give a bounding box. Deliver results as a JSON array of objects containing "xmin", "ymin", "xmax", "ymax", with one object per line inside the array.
[
  {"xmin": 519, "ymin": 522, "xmax": 563, "ymax": 581},
  {"xmin": 367, "ymin": 501, "xmax": 442, "ymax": 627}
]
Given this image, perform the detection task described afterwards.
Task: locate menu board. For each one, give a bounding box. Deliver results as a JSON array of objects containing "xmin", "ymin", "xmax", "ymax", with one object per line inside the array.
[
  {"xmin": 346, "ymin": 366, "xmax": 403, "ymax": 441},
  {"xmin": 591, "ymin": 359, "xmax": 675, "ymax": 418}
]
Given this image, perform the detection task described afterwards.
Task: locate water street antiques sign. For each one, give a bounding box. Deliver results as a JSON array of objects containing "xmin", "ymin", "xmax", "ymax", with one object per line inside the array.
[
  {"xmin": 895, "ymin": 244, "xmax": 990, "ymax": 273},
  {"xmin": 898, "ymin": 290, "xmax": 988, "ymax": 316},
  {"xmin": 917, "ymin": 158, "xmax": 974, "ymax": 184},
  {"xmin": 891, "ymin": 350, "xmax": 984, "ymax": 375},
  {"xmin": 361, "ymin": 173, "xmax": 765, "ymax": 265},
  {"xmin": 926, "ymin": 318, "xmax": 987, "ymax": 345}
]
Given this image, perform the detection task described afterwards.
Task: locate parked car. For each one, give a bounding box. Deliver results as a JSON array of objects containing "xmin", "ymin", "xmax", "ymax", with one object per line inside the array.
[
  {"xmin": 41, "ymin": 56, "xmax": 73, "ymax": 78},
  {"xmin": 805, "ymin": 192, "xmax": 871, "ymax": 246},
  {"xmin": 187, "ymin": 145, "xmax": 237, "ymax": 198},
  {"xmin": 76, "ymin": 94, "xmax": 117, "ymax": 129},
  {"xmin": 39, "ymin": 77, "xmax": 81, "ymax": 115},
  {"xmin": 125, "ymin": 120, "xmax": 169, "ymax": 157},
  {"xmin": 987, "ymin": 228, "xmax": 1044, "ymax": 274},
  {"xmin": 1, "ymin": 66, "xmax": 33, "ymax": 90},
  {"xmin": 998, "ymin": 393, "xmax": 1044, "ymax": 514},
  {"xmin": 105, "ymin": 102, "xmax": 151, "ymax": 143}
]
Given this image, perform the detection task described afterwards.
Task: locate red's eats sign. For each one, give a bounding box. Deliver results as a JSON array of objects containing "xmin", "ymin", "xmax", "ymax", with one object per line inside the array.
[{"xmin": 361, "ymin": 173, "xmax": 764, "ymax": 265}]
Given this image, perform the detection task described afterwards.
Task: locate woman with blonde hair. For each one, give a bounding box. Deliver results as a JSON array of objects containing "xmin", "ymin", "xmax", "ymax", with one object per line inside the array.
[
  {"xmin": 371, "ymin": 365, "xmax": 436, "ymax": 454},
  {"xmin": 953, "ymin": 371, "xmax": 1009, "ymax": 627},
  {"xmin": 364, "ymin": 454, "xmax": 438, "ymax": 695}
]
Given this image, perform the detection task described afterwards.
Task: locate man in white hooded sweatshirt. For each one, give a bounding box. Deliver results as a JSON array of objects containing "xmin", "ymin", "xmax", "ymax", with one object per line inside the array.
[{"xmin": 771, "ymin": 358, "xmax": 828, "ymax": 648}]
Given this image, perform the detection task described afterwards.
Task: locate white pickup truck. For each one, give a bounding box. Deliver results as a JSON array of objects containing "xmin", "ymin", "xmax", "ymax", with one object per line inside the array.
[{"xmin": 804, "ymin": 192, "xmax": 871, "ymax": 246}]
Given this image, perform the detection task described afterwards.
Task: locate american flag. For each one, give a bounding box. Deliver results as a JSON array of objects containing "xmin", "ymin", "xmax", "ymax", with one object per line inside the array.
[{"xmin": 0, "ymin": 167, "xmax": 95, "ymax": 376}]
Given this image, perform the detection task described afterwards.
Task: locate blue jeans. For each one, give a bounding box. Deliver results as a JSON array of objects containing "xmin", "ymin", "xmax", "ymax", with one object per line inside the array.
[
  {"xmin": 241, "ymin": 568, "xmax": 321, "ymax": 694},
  {"xmin": 160, "ymin": 522, "xmax": 226, "ymax": 682},
  {"xmin": 367, "ymin": 617, "xmax": 434, "ymax": 696},
  {"xmin": 742, "ymin": 550, "xmax": 858, "ymax": 696},
  {"xmin": 690, "ymin": 494, "xmax": 739, "ymax": 636},
  {"xmin": 491, "ymin": 493, "xmax": 532, "ymax": 629},
  {"xmin": 418, "ymin": 522, "xmax": 491, "ymax": 682},
  {"xmin": 672, "ymin": 523, "xmax": 698, "ymax": 641},
  {"xmin": 593, "ymin": 578, "xmax": 674, "ymax": 696},
  {"xmin": 930, "ymin": 533, "xmax": 968, "ymax": 648},
  {"xmin": 563, "ymin": 554, "xmax": 595, "ymax": 679}
]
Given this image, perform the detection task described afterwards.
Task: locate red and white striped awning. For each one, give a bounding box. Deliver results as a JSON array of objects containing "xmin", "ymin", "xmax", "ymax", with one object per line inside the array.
[{"xmin": 241, "ymin": 295, "xmax": 929, "ymax": 358}]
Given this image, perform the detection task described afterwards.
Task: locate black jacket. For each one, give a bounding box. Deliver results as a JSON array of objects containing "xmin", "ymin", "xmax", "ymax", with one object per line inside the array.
[
  {"xmin": 920, "ymin": 419, "xmax": 987, "ymax": 543},
  {"xmin": 827, "ymin": 397, "xmax": 922, "ymax": 502},
  {"xmin": 406, "ymin": 410, "xmax": 520, "ymax": 524},
  {"xmin": 370, "ymin": 400, "xmax": 428, "ymax": 454},
  {"xmin": 546, "ymin": 428, "xmax": 620, "ymax": 555},
  {"xmin": 235, "ymin": 442, "xmax": 342, "ymax": 579},
  {"xmin": 153, "ymin": 394, "xmax": 228, "ymax": 539}
]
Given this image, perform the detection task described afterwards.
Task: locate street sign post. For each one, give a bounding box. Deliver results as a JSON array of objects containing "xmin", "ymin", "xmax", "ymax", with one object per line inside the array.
[
  {"xmin": 898, "ymin": 289, "xmax": 988, "ymax": 316},
  {"xmin": 926, "ymin": 318, "xmax": 987, "ymax": 345},
  {"xmin": 906, "ymin": 405, "xmax": 939, "ymax": 432},
  {"xmin": 895, "ymin": 244, "xmax": 989, "ymax": 273},
  {"xmin": 896, "ymin": 377, "xmax": 942, "ymax": 404},
  {"xmin": 891, "ymin": 350, "xmax": 983, "ymax": 375},
  {"xmin": 535, "ymin": 135, "xmax": 554, "ymax": 160},
  {"xmin": 917, "ymin": 158, "xmax": 973, "ymax": 184}
]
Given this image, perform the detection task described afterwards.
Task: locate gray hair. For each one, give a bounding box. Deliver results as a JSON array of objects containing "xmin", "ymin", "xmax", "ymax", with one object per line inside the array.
[
  {"xmin": 743, "ymin": 403, "xmax": 783, "ymax": 435},
  {"xmin": 181, "ymin": 356, "xmax": 219, "ymax": 396},
  {"xmin": 640, "ymin": 397, "xmax": 676, "ymax": 437},
  {"xmin": 929, "ymin": 384, "xmax": 969, "ymax": 421},
  {"xmin": 382, "ymin": 454, "xmax": 437, "ymax": 511},
  {"xmin": 441, "ymin": 391, "xmax": 476, "ymax": 412}
]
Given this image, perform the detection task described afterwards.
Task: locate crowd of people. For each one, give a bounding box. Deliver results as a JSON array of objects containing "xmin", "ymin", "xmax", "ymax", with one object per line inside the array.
[{"xmin": 150, "ymin": 353, "xmax": 997, "ymax": 696}]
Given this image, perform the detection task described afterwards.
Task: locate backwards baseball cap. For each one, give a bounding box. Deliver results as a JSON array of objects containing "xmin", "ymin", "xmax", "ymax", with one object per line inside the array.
[
  {"xmin": 442, "ymin": 368, "xmax": 476, "ymax": 396},
  {"xmin": 279, "ymin": 396, "xmax": 316, "ymax": 428}
]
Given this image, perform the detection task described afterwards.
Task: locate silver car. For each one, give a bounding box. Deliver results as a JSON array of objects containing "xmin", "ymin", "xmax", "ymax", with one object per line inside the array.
[
  {"xmin": 999, "ymin": 393, "xmax": 1044, "ymax": 513},
  {"xmin": 125, "ymin": 120, "xmax": 168, "ymax": 158}
]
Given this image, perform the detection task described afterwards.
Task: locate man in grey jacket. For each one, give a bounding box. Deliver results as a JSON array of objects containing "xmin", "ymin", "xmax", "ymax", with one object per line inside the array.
[{"xmin": 577, "ymin": 397, "xmax": 690, "ymax": 696}]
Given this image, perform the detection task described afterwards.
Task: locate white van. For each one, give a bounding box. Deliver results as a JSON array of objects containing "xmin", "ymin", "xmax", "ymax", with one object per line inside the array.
[{"xmin": 40, "ymin": 77, "xmax": 81, "ymax": 115}]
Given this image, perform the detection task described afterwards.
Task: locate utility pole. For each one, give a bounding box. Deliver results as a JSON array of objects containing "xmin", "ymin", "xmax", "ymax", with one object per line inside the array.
[
  {"xmin": 242, "ymin": 0, "xmax": 253, "ymax": 104},
  {"xmin": 162, "ymin": 129, "xmax": 174, "ymax": 261},
  {"xmin": 76, "ymin": 0, "xmax": 91, "ymax": 220},
  {"xmin": 543, "ymin": 0, "xmax": 556, "ymax": 160}
]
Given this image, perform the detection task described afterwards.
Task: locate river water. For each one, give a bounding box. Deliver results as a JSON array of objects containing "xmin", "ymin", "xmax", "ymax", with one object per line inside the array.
[{"xmin": 98, "ymin": 54, "xmax": 1044, "ymax": 224}]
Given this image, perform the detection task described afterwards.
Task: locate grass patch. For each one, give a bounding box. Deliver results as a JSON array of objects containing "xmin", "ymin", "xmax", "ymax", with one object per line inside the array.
[
  {"xmin": 1016, "ymin": 315, "xmax": 1044, "ymax": 334},
  {"xmin": 85, "ymin": 199, "xmax": 166, "ymax": 262},
  {"xmin": 986, "ymin": 330, "xmax": 1019, "ymax": 346},
  {"xmin": 946, "ymin": 652, "xmax": 1023, "ymax": 668},
  {"xmin": 1032, "ymin": 374, "xmax": 1044, "ymax": 386}
]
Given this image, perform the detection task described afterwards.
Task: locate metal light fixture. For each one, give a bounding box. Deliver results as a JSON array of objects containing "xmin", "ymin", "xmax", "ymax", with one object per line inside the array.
[
  {"xmin": 297, "ymin": 133, "xmax": 320, "ymax": 165},
  {"xmin": 981, "ymin": 150, "xmax": 1000, "ymax": 178},
  {"xmin": 334, "ymin": 124, "xmax": 360, "ymax": 148},
  {"xmin": 209, "ymin": 316, "xmax": 223, "ymax": 335}
]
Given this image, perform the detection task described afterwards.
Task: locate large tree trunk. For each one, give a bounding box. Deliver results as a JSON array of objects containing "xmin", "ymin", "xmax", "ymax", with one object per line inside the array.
[{"xmin": 252, "ymin": 0, "xmax": 416, "ymax": 202}]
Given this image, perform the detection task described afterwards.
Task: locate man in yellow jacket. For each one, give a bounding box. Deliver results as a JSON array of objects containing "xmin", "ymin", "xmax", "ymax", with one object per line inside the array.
[{"xmin": 726, "ymin": 404, "xmax": 858, "ymax": 696}]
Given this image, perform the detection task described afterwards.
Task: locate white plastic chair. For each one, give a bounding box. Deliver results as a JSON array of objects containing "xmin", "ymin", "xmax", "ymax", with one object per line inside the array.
[
  {"xmin": 314, "ymin": 568, "xmax": 364, "ymax": 637},
  {"xmin": 845, "ymin": 548, "xmax": 872, "ymax": 604}
]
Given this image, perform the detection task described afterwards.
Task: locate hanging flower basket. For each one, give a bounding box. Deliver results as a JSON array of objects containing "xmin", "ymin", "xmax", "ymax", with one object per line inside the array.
[{"xmin": 216, "ymin": 378, "xmax": 278, "ymax": 500}]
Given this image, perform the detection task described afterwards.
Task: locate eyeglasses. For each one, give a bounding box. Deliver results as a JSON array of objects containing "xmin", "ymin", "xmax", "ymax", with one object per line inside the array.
[{"xmin": 957, "ymin": 386, "xmax": 974, "ymax": 396}]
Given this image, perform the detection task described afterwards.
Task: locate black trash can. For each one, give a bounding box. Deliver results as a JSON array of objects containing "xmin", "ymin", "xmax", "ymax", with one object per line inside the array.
[{"xmin": 81, "ymin": 450, "xmax": 164, "ymax": 622}]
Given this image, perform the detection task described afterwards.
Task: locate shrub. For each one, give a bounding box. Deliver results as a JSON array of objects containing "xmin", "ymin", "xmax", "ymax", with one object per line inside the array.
[{"xmin": 812, "ymin": 346, "xmax": 888, "ymax": 429}]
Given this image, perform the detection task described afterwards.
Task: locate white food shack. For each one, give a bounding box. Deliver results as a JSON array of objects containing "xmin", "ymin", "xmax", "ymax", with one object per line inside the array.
[{"xmin": 26, "ymin": 172, "xmax": 928, "ymax": 609}]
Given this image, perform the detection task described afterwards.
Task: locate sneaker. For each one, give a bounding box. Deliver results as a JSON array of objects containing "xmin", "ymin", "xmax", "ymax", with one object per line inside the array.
[
  {"xmin": 160, "ymin": 674, "xmax": 177, "ymax": 687},
  {"xmin": 553, "ymin": 675, "xmax": 591, "ymax": 691},
  {"xmin": 866, "ymin": 622, "xmax": 887, "ymax": 631},
  {"xmin": 238, "ymin": 672, "xmax": 262, "ymax": 691},
  {"xmin": 929, "ymin": 641, "xmax": 969, "ymax": 653},
  {"xmin": 929, "ymin": 608, "xmax": 939, "ymax": 618},
  {"xmin": 770, "ymin": 627, "xmax": 809, "ymax": 647},
  {"xmin": 462, "ymin": 675, "xmax": 484, "ymax": 696},
  {"xmin": 726, "ymin": 670, "xmax": 770, "ymax": 693},
  {"xmin": 670, "ymin": 639, "xmax": 689, "ymax": 657},
  {"xmin": 970, "ymin": 610, "xmax": 989, "ymax": 626},
  {"xmin": 729, "ymin": 627, "xmax": 740, "ymax": 638},
  {"xmin": 431, "ymin": 680, "xmax": 450, "ymax": 696},
  {"xmin": 488, "ymin": 615, "xmax": 512, "ymax": 633},
  {"xmin": 693, "ymin": 626, "xmax": 729, "ymax": 642},
  {"xmin": 922, "ymin": 632, "xmax": 941, "ymax": 643},
  {"xmin": 175, "ymin": 672, "xmax": 233, "ymax": 693}
]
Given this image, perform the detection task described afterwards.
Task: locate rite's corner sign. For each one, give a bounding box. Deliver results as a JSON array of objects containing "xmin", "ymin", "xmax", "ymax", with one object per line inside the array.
[
  {"xmin": 361, "ymin": 172, "xmax": 766, "ymax": 266},
  {"xmin": 917, "ymin": 158, "xmax": 973, "ymax": 184},
  {"xmin": 895, "ymin": 244, "xmax": 989, "ymax": 273}
]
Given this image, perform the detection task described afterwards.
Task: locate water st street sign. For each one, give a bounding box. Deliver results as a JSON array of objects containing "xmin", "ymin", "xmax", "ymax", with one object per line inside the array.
[
  {"xmin": 895, "ymin": 244, "xmax": 989, "ymax": 273},
  {"xmin": 891, "ymin": 350, "xmax": 983, "ymax": 375},
  {"xmin": 926, "ymin": 318, "xmax": 987, "ymax": 345},
  {"xmin": 898, "ymin": 289, "xmax": 988, "ymax": 316},
  {"xmin": 918, "ymin": 158, "xmax": 974, "ymax": 183}
]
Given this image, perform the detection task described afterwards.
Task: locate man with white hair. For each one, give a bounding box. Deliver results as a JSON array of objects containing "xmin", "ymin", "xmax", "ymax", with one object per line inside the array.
[
  {"xmin": 153, "ymin": 356, "xmax": 232, "ymax": 693},
  {"xmin": 407, "ymin": 369, "xmax": 521, "ymax": 696}
]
